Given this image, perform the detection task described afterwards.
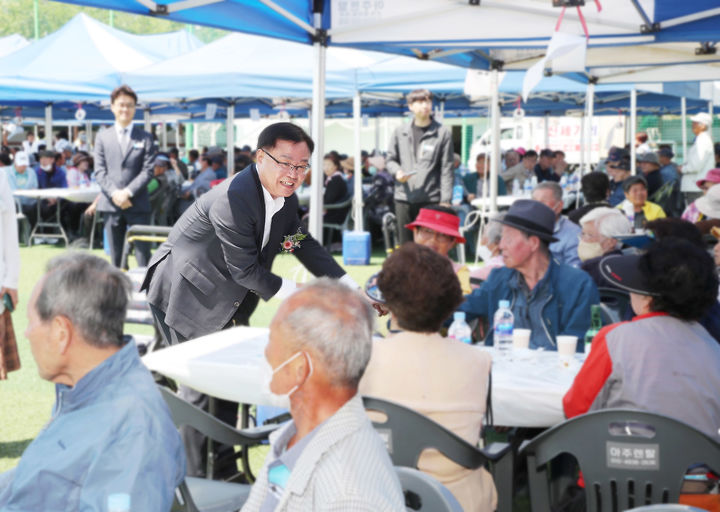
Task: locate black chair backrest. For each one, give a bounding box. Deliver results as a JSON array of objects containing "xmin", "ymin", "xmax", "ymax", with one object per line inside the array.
[
  {"xmin": 522, "ymin": 409, "xmax": 720, "ymax": 512},
  {"xmin": 598, "ymin": 287, "xmax": 631, "ymax": 325},
  {"xmin": 158, "ymin": 386, "xmax": 273, "ymax": 447},
  {"xmin": 362, "ymin": 396, "xmax": 492, "ymax": 469}
]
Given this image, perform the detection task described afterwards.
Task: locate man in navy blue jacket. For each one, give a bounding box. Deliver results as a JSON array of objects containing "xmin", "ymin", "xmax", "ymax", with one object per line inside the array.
[{"xmin": 460, "ymin": 200, "xmax": 599, "ymax": 351}]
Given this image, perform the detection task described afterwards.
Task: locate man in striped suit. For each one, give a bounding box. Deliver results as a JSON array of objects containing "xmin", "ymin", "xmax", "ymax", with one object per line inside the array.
[{"xmin": 242, "ymin": 279, "xmax": 405, "ymax": 512}]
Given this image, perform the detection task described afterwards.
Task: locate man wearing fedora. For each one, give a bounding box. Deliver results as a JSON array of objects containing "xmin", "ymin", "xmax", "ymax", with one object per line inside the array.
[
  {"xmin": 681, "ymin": 112, "xmax": 714, "ymax": 195},
  {"xmin": 459, "ymin": 200, "xmax": 599, "ymax": 351}
]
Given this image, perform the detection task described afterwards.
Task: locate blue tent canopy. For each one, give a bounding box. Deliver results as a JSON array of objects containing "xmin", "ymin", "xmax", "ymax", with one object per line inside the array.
[{"xmin": 0, "ymin": 13, "xmax": 203, "ymax": 102}]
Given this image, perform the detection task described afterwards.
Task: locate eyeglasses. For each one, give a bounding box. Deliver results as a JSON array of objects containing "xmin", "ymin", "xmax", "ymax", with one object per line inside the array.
[
  {"xmin": 578, "ymin": 231, "xmax": 602, "ymax": 242},
  {"xmin": 261, "ymin": 149, "xmax": 310, "ymax": 176},
  {"xmin": 415, "ymin": 226, "xmax": 455, "ymax": 243}
]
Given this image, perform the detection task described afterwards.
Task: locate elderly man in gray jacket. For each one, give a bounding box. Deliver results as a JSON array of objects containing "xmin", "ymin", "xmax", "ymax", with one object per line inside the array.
[
  {"xmin": 242, "ymin": 279, "xmax": 405, "ymax": 512},
  {"xmin": 386, "ymin": 89, "xmax": 454, "ymax": 245}
]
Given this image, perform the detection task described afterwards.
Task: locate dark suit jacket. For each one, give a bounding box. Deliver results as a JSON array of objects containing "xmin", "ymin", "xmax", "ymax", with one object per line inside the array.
[
  {"xmin": 93, "ymin": 124, "xmax": 156, "ymax": 213},
  {"xmin": 323, "ymin": 173, "xmax": 349, "ymax": 225},
  {"xmin": 142, "ymin": 164, "xmax": 347, "ymax": 339}
]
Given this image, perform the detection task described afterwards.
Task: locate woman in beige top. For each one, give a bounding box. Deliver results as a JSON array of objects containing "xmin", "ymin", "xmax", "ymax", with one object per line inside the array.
[{"xmin": 359, "ymin": 243, "xmax": 496, "ymax": 512}]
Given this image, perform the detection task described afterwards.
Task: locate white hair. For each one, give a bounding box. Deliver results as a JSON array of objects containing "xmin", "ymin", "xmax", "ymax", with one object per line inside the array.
[
  {"xmin": 533, "ymin": 181, "xmax": 563, "ymax": 202},
  {"xmin": 481, "ymin": 213, "xmax": 505, "ymax": 245},
  {"xmin": 580, "ymin": 207, "xmax": 632, "ymax": 248},
  {"xmin": 277, "ymin": 278, "xmax": 374, "ymax": 389}
]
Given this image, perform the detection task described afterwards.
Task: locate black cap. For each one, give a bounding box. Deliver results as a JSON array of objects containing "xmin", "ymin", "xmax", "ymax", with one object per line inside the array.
[
  {"xmin": 599, "ymin": 254, "xmax": 659, "ymax": 296},
  {"xmin": 497, "ymin": 199, "xmax": 558, "ymax": 243},
  {"xmin": 38, "ymin": 150, "xmax": 56, "ymax": 159},
  {"xmin": 658, "ymin": 147, "xmax": 674, "ymax": 158},
  {"xmin": 540, "ymin": 149, "xmax": 555, "ymax": 158}
]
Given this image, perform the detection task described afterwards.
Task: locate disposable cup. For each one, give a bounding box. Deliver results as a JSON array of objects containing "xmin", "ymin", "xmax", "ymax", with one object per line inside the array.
[
  {"xmin": 512, "ymin": 329, "xmax": 531, "ymax": 350},
  {"xmin": 557, "ymin": 335, "xmax": 578, "ymax": 357}
]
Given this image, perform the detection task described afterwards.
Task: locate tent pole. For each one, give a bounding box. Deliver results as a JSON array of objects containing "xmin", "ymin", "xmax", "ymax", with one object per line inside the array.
[
  {"xmin": 579, "ymin": 112, "xmax": 586, "ymax": 189},
  {"xmin": 193, "ymin": 122, "xmax": 198, "ymax": 150},
  {"xmin": 489, "ymin": 68, "xmax": 500, "ymax": 214},
  {"xmin": 544, "ymin": 113, "xmax": 550, "ymax": 148},
  {"xmin": 309, "ymin": 12, "xmax": 326, "ymax": 242},
  {"xmin": 144, "ymin": 108, "xmax": 151, "ymax": 133},
  {"xmin": 226, "ymin": 101, "xmax": 235, "ymax": 175},
  {"xmin": 709, "ymin": 100, "xmax": 714, "ymax": 119},
  {"xmin": 581, "ymin": 82, "xmax": 595, "ymax": 208},
  {"xmin": 174, "ymin": 122, "xmax": 181, "ymax": 151},
  {"xmin": 630, "ymin": 88, "xmax": 637, "ymax": 176},
  {"xmin": 353, "ymin": 91, "xmax": 363, "ymax": 232},
  {"xmin": 161, "ymin": 121, "xmax": 168, "ymax": 151},
  {"xmin": 85, "ymin": 120, "xmax": 92, "ymax": 151},
  {"xmin": 681, "ymin": 97, "xmax": 687, "ymax": 163},
  {"xmin": 586, "ymin": 82, "xmax": 595, "ymax": 175},
  {"xmin": 374, "ymin": 116, "xmax": 380, "ymax": 153},
  {"xmin": 45, "ymin": 104, "xmax": 52, "ymax": 149}
]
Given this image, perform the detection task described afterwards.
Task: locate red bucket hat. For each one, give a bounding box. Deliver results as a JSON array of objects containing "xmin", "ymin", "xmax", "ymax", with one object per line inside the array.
[{"xmin": 405, "ymin": 208, "xmax": 465, "ymax": 243}]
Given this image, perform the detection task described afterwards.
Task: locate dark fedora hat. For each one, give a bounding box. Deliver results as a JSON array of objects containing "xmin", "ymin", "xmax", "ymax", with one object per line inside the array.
[{"xmin": 497, "ymin": 199, "xmax": 558, "ymax": 243}]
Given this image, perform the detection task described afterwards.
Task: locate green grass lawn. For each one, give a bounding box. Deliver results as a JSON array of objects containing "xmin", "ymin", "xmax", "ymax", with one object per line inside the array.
[{"xmin": 0, "ymin": 244, "xmax": 385, "ymax": 473}]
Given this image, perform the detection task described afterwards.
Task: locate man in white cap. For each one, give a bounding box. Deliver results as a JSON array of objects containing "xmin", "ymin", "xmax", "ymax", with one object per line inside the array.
[
  {"xmin": 6, "ymin": 151, "xmax": 39, "ymax": 224},
  {"xmin": 681, "ymin": 112, "xmax": 714, "ymax": 195}
]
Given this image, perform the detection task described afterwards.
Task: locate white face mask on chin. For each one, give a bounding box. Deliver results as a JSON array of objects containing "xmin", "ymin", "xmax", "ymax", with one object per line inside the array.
[
  {"xmin": 578, "ymin": 240, "xmax": 605, "ymax": 262},
  {"xmin": 260, "ymin": 351, "xmax": 314, "ymax": 409},
  {"xmin": 40, "ymin": 164, "xmax": 52, "ymax": 171}
]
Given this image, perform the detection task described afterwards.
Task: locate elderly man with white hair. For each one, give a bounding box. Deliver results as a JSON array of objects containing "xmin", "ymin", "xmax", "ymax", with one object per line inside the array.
[
  {"xmin": 681, "ymin": 112, "xmax": 715, "ymax": 194},
  {"xmin": 578, "ymin": 207, "xmax": 632, "ymax": 289},
  {"xmin": 242, "ymin": 278, "xmax": 405, "ymax": 512}
]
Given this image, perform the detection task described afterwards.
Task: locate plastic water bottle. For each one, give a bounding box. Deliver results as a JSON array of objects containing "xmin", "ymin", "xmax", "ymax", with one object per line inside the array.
[
  {"xmin": 530, "ymin": 174, "xmax": 538, "ymax": 189},
  {"xmin": 560, "ymin": 174, "xmax": 568, "ymax": 191},
  {"xmin": 569, "ymin": 172, "xmax": 579, "ymax": 192},
  {"xmin": 452, "ymin": 183, "xmax": 464, "ymax": 206},
  {"xmin": 512, "ymin": 178, "xmax": 522, "ymax": 196},
  {"xmin": 448, "ymin": 312, "xmax": 472, "ymax": 344},
  {"xmin": 107, "ymin": 493, "xmax": 131, "ymax": 512},
  {"xmin": 493, "ymin": 300, "xmax": 514, "ymax": 352},
  {"xmin": 523, "ymin": 177, "xmax": 532, "ymax": 196}
]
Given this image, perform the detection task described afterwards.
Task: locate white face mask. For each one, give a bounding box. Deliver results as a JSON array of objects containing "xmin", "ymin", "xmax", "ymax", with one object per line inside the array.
[
  {"xmin": 477, "ymin": 244, "xmax": 494, "ymax": 263},
  {"xmin": 578, "ymin": 240, "xmax": 605, "ymax": 262},
  {"xmin": 40, "ymin": 164, "xmax": 52, "ymax": 171},
  {"xmin": 261, "ymin": 351, "xmax": 313, "ymax": 409}
]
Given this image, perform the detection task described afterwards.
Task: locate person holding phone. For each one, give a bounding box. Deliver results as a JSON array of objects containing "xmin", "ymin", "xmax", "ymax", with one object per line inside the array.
[
  {"xmin": 386, "ymin": 89, "xmax": 454, "ymax": 245},
  {"xmin": 0, "ymin": 165, "xmax": 20, "ymax": 379}
]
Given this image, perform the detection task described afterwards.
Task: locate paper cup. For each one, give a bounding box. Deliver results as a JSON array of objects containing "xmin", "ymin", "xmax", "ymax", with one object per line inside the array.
[
  {"xmin": 512, "ymin": 329, "xmax": 531, "ymax": 350},
  {"xmin": 557, "ymin": 335, "xmax": 578, "ymax": 361}
]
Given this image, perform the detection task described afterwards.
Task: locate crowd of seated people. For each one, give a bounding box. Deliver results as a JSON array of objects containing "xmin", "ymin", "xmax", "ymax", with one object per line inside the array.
[{"xmin": 3, "ymin": 128, "xmax": 720, "ymax": 512}]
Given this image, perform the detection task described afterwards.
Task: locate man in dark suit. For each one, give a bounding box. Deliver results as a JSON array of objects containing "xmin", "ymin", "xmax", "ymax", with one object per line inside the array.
[
  {"xmin": 141, "ymin": 122, "xmax": 352, "ymax": 478},
  {"xmin": 93, "ymin": 85, "xmax": 155, "ymax": 267}
]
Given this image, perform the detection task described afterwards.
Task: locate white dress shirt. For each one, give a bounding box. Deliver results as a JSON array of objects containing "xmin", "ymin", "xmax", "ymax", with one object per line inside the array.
[
  {"xmin": 682, "ymin": 130, "xmax": 714, "ymax": 192},
  {"xmin": 260, "ymin": 185, "xmax": 358, "ymax": 299}
]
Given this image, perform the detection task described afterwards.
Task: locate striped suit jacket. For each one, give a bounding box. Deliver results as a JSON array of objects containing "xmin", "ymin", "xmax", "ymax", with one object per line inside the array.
[{"xmin": 241, "ymin": 394, "xmax": 405, "ymax": 512}]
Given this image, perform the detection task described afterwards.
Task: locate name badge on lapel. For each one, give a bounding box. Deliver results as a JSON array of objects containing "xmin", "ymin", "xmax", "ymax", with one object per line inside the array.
[{"xmin": 132, "ymin": 142, "xmax": 143, "ymax": 149}]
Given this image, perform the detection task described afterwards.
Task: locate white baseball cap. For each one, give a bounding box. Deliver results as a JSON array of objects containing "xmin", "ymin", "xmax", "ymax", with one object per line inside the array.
[
  {"xmin": 14, "ymin": 151, "xmax": 29, "ymax": 167},
  {"xmin": 690, "ymin": 112, "xmax": 713, "ymax": 127}
]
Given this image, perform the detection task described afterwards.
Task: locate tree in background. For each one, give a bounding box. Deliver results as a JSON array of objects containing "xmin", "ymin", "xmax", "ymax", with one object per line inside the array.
[{"xmin": 0, "ymin": 0, "xmax": 226, "ymax": 42}]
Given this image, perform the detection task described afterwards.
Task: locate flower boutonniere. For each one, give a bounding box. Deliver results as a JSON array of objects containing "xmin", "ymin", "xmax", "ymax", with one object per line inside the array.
[{"xmin": 280, "ymin": 228, "xmax": 307, "ymax": 254}]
